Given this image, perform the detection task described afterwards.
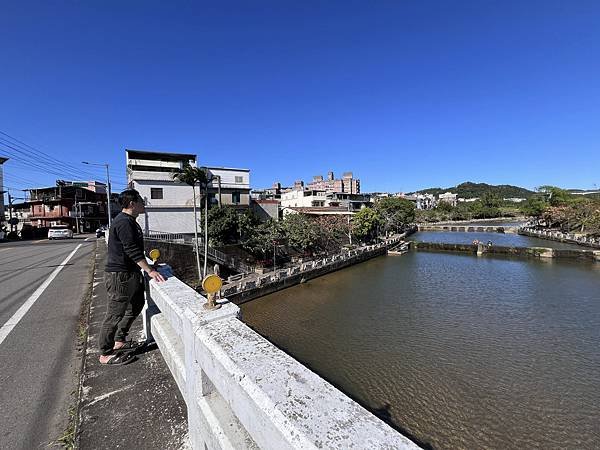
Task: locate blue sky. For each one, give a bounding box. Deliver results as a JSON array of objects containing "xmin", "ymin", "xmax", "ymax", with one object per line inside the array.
[{"xmin": 1, "ymin": 0, "xmax": 599, "ymax": 199}]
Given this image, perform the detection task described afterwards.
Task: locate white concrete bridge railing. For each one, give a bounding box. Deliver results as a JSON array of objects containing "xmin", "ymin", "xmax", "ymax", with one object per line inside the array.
[{"xmin": 144, "ymin": 266, "xmax": 420, "ymax": 450}]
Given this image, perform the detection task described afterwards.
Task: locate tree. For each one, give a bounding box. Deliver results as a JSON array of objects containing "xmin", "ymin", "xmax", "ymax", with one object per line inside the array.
[
  {"xmin": 313, "ymin": 215, "xmax": 351, "ymax": 252},
  {"xmin": 469, "ymin": 200, "xmax": 501, "ymax": 219},
  {"xmin": 520, "ymin": 195, "xmax": 548, "ymax": 217},
  {"xmin": 537, "ymin": 186, "xmax": 573, "ymax": 207},
  {"xmin": 352, "ymin": 207, "xmax": 381, "ymax": 242},
  {"xmin": 280, "ymin": 213, "xmax": 320, "ymax": 254},
  {"xmin": 242, "ymin": 219, "xmax": 284, "ymax": 261},
  {"xmin": 375, "ymin": 197, "xmax": 415, "ymax": 235},
  {"xmin": 450, "ymin": 202, "xmax": 473, "ymax": 221},
  {"xmin": 207, "ymin": 206, "xmax": 239, "ymax": 246},
  {"xmin": 237, "ymin": 210, "xmax": 261, "ymax": 242},
  {"xmin": 172, "ymin": 165, "xmax": 209, "ymax": 283},
  {"xmin": 480, "ymin": 192, "xmax": 502, "ymax": 209}
]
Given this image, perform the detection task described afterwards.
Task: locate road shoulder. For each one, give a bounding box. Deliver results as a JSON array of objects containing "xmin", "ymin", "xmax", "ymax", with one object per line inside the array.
[{"xmin": 75, "ymin": 239, "xmax": 188, "ymax": 449}]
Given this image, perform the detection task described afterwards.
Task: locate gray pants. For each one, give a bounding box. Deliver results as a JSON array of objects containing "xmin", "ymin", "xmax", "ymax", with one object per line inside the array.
[{"xmin": 98, "ymin": 271, "xmax": 145, "ymax": 355}]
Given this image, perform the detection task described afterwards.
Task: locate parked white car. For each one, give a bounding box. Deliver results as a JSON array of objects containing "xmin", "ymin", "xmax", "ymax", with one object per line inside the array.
[{"xmin": 48, "ymin": 226, "xmax": 74, "ymax": 240}]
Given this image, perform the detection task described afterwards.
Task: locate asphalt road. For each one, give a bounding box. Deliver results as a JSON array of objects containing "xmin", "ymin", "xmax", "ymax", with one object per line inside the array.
[{"xmin": 0, "ymin": 235, "xmax": 97, "ymax": 449}]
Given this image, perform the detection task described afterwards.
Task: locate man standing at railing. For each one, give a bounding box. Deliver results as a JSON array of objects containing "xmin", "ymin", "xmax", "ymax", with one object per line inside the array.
[{"xmin": 99, "ymin": 189, "xmax": 166, "ymax": 365}]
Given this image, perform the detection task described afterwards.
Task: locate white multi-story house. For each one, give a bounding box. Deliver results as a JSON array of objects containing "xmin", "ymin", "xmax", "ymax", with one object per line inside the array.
[
  {"xmin": 205, "ymin": 166, "xmax": 251, "ymax": 209},
  {"xmin": 126, "ymin": 150, "xmax": 251, "ymax": 234},
  {"xmin": 438, "ymin": 192, "xmax": 458, "ymax": 207},
  {"xmin": 127, "ymin": 149, "xmax": 199, "ymax": 234},
  {"xmin": 280, "ymin": 189, "xmax": 328, "ymax": 209},
  {"xmin": 280, "ymin": 190, "xmax": 369, "ymax": 217}
]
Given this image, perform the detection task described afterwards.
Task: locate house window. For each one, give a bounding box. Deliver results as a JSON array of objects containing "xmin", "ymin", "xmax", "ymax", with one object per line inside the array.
[
  {"xmin": 235, "ymin": 176, "xmax": 243, "ymax": 183},
  {"xmin": 232, "ymin": 191, "xmax": 241, "ymax": 204},
  {"xmin": 151, "ymin": 188, "xmax": 163, "ymax": 199}
]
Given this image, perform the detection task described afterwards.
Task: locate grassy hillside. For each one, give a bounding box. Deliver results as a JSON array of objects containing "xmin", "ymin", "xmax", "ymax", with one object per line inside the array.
[{"xmin": 414, "ymin": 182, "xmax": 535, "ymax": 199}]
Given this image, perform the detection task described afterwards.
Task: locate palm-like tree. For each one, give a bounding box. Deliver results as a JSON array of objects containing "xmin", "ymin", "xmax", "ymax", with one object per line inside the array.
[{"xmin": 173, "ymin": 165, "xmax": 209, "ymax": 284}]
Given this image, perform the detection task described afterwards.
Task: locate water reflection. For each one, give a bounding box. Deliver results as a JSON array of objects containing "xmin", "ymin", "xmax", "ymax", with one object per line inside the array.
[{"xmin": 241, "ymin": 252, "xmax": 600, "ymax": 449}]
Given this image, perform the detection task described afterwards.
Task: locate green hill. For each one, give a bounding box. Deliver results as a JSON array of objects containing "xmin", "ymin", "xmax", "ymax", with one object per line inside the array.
[{"xmin": 414, "ymin": 182, "xmax": 535, "ymax": 199}]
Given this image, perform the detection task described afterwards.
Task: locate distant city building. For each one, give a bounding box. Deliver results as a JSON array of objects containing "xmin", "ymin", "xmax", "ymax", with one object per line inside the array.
[
  {"xmin": 397, "ymin": 193, "xmax": 435, "ymax": 210},
  {"xmin": 305, "ymin": 171, "xmax": 360, "ymax": 194},
  {"xmin": 251, "ymin": 182, "xmax": 296, "ymax": 201},
  {"xmin": 438, "ymin": 192, "xmax": 458, "ymax": 207},
  {"xmin": 280, "ymin": 190, "xmax": 370, "ymax": 217},
  {"xmin": 504, "ymin": 197, "xmax": 526, "ymax": 203}
]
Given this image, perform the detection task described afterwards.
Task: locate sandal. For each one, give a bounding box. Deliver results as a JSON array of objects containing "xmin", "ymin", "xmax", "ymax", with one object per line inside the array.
[
  {"xmin": 114, "ymin": 341, "xmax": 144, "ymax": 351},
  {"xmin": 100, "ymin": 351, "xmax": 137, "ymax": 366}
]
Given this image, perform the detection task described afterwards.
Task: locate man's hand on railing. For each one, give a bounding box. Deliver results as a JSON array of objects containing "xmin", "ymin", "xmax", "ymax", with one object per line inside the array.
[
  {"xmin": 149, "ymin": 269, "xmax": 166, "ymax": 283},
  {"xmin": 138, "ymin": 259, "xmax": 167, "ymax": 283}
]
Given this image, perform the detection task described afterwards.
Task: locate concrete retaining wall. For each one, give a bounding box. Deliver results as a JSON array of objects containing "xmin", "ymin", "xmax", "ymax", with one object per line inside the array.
[
  {"xmin": 228, "ymin": 246, "xmax": 388, "ymax": 304},
  {"xmin": 417, "ymin": 225, "xmax": 519, "ymax": 234},
  {"xmin": 519, "ymin": 228, "xmax": 600, "ymax": 249},
  {"xmin": 145, "ymin": 265, "xmax": 420, "ymax": 450},
  {"xmin": 222, "ymin": 236, "xmax": 406, "ymax": 304},
  {"xmin": 412, "ymin": 241, "xmax": 600, "ymax": 262},
  {"xmin": 144, "ymin": 240, "xmax": 201, "ymax": 285}
]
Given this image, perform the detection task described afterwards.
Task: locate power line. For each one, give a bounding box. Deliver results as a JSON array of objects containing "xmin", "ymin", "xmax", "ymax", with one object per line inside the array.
[
  {"xmin": 0, "ymin": 131, "xmax": 128, "ymax": 183},
  {"xmin": 0, "ymin": 141, "xmax": 94, "ymax": 181},
  {"xmin": 0, "ymin": 131, "xmax": 104, "ymax": 179}
]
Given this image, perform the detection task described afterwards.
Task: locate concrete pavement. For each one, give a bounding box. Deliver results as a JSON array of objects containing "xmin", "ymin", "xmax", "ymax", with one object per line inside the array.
[
  {"xmin": 76, "ymin": 239, "xmax": 188, "ymax": 449},
  {"xmin": 0, "ymin": 235, "xmax": 96, "ymax": 449}
]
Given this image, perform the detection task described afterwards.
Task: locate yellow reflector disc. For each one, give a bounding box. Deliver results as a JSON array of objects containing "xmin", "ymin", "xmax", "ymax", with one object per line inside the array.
[
  {"xmin": 202, "ymin": 274, "xmax": 223, "ymax": 294},
  {"xmin": 149, "ymin": 249, "xmax": 161, "ymax": 261}
]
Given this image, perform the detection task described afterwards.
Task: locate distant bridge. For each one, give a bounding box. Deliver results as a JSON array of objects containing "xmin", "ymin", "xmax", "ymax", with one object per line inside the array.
[{"xmin": 417, "ymin": 224, "xmax": 520, "ymax": 234}]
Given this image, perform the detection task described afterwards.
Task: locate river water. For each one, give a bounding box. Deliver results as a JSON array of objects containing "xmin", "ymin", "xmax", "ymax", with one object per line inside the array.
[
  {"xmin": 412, "ymin": 231, "xmax": 584, "ymax": 250},
  {"xmin": 241, "ymin": 234, "xmax": 600, "ymax": 449}
]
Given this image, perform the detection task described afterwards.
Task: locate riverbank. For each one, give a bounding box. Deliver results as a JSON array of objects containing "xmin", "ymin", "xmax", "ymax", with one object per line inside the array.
[
  {"xmin": 411, "ymin": 241, "xmax": 600, "ymax": 262},
  {"xmin": 225, "ymin": 236, "xmax": 406, "ymax": 304},
  {"xmin": 520, "ymin": 227, "xmax": 600, "ymax": 249},
  {"xmin": 419, "ymin": 216, "xmax": 527, "ymax": 226}
]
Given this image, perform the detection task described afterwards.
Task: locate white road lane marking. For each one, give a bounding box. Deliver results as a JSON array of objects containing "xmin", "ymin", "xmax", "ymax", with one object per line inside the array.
[{"xmin": 0, "ymin": 244, "xmax": 83, "ymax": 347}]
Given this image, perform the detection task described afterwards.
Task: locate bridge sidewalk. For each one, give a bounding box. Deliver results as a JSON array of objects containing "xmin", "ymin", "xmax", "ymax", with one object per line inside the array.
[{"xmin": 76, "ymin": 241, "xmax": 189, "ymax": 449}]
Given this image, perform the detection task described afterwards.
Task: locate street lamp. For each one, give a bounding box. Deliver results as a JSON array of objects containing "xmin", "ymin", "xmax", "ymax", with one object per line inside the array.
[{"xmin": 82, "ymin": 161, "xmax": 112, "ymax": 229}]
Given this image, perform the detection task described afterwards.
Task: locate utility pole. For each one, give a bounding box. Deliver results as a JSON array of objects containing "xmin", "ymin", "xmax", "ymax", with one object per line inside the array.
[
  {"xmin": 82, "ymin": 161, "xmax": 112, "ymax": 228},
  {"xmin": 8, "ymin": 191, "xmax": 14, "ymax": 234},
  {"xmin": 75, "ymin": 200, "xmax": 80, "ymax": 234}
]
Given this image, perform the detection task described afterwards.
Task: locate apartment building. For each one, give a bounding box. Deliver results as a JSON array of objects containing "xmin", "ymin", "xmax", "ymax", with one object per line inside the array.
[
  {"xmin": 26, "ymin": 182, "xmax": 109, "ymax": 231},
  {"xmin": 205, "ymin": 166, "xmax": 251, "ymax": 209},
  {"xmin": 126, "ymin": 149, "xmax": 251, "ymax": 234},
  {"xmin": 438, "ymin": 192, "xmax": 458, "ymax": 207},
  {"xmin": 126, "ymin": 149, "xmax": 199, "ymax": 234},
  {"xmin": 280, "ymin": 190, "xmax": 370, "ymax": 217},
  {"xmin": 306, "ymin": 171, "xmax": 360, "ymax": 194}
]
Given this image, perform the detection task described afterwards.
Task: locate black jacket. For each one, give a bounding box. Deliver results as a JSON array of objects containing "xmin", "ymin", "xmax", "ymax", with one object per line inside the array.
[{"xmin": 105, "ymin": 212, "xmax": 145, "ymax": 272}]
